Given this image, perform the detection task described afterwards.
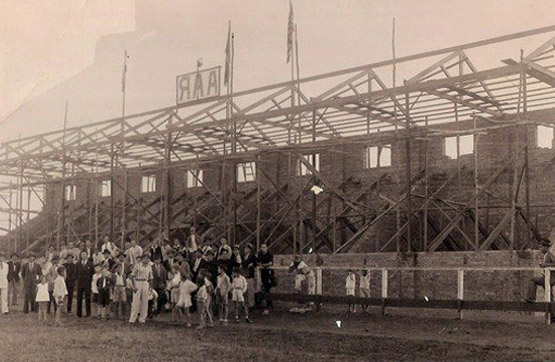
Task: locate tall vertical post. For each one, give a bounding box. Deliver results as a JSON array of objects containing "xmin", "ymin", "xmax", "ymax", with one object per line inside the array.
[
  {"xmin": 60, "ymin": 101, "xmax": 68, "ymax": 250},
  {"xmin": 457, "ymin": 269, "xmax": 465, "ymax": 320},
  {"xmin": 423, "ymin": 117, "xmax": 429, "ymax": 251},
  {"xmin": 256, "ymin": 153, "xmax": 261, "ymax": 251},
  {"xmin": 121, "ymin": 168, "xmax": 128, "ymax": 249},
  {"xmin": 405, "ymin": 91, "xmax": 411, "ymax": 252},
  {"xmin": 473, "ymin": 116, "xmax": 479, "ymax": 250}
]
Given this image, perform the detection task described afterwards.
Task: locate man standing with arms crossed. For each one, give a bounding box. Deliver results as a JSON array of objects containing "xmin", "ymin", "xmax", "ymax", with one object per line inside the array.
[{"xmin": 129, "ymin": 254, "xmax": 153, "ymax": 324}]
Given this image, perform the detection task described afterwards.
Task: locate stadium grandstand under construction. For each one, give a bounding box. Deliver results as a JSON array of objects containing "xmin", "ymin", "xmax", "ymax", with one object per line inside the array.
[{"xmin": 4, "ymin": 25, "xmax": 555, "ymax": 258}]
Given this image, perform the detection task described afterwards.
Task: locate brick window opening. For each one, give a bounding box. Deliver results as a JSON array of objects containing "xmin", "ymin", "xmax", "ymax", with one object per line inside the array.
[
  {"xmin": 64, "ymin": 185, "xmax": 76, "ymax": 201},
  {"xmin": 537, "ymin": 125, "xmax": 554, "ymax": 149},
  {"xmin": 237, "ymin": 162, "xmax": 256, "ymax": 183},
  {"xmin": 298, "ymin": 153, "xmax": 320, "ymax": 176},
  {"xmin": 445, "ymin": 135, "xmax": 474, "ymax": 159},
  {"xmin": 141, "ymin": 175, "xmax": 156, "ymax": 193},
  {"xmin": 186, "ymin": 169, "xmax": 203, "ymax": 188},
  {"xmin": 365, "ymin": 144, "xmax": 392, "ymax": 169},
  {"xmin": 99, "ymin": 180, "xmax": 111, "ymax": 197}
]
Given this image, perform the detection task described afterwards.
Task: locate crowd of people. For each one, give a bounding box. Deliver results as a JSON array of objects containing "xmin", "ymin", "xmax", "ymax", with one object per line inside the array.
[{"xmin": 0, "ymin": 228, "xmax": 278, "ymax": 328}]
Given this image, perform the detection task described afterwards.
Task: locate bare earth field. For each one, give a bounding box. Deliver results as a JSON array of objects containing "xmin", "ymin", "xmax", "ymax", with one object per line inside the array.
[{"xmin": 1, "ymin": 304, "xmax": 555, "ymax": 361}]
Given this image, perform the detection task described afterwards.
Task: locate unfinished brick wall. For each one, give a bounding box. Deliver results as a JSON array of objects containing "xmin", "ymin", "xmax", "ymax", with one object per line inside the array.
[{"xmin": 272, "ymin": 250, "xmax": 543, "ymax": 301}]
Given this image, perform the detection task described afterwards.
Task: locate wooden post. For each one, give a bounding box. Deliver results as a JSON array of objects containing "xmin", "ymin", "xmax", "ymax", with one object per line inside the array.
[
  {"xmin": 256, "ymin": 153, "xmax": 261, "ymax": 251},
  {"xmin": 121, "ymin": 168, "xmax": 128, "ymax": 249},
  {"xmin": 545, "ymin": 268, "xmax": 551, "ymax": 325},
  {"xmin": 405, "ymin": 91, "xmax": 411, "ymax": 252},
  {"xmin": 381, "ymin": 268, "xmax": 388, "ymax": 316},
  {"xmin": 457, "ymin": 269, "xmax": 464, "ymax": 320},
  {"xmin": 316, "ymin": 267, "xmax": 323, "ymax": 295},
  {"xmin": 423, "ymin": 117, "xmax": 429, "ymax": 251},
  {"xmin": 8, "ymin": 185, "xmax": 12, "ymax": 254},
  {"xmin": 473, "ymin": 116, "xmax": 479, "ymax": 250}
]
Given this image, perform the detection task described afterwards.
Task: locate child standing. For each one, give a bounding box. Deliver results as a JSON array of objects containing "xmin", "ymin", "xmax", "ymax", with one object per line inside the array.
[
  {"xmin": 196, "ymin": 277, "xmax": 210, "ymax": 329},
  {"xmin": 96, "ymin": 265, "xmax": 113, "ymax": 319},
  {"xmin": 36, "ymin": 276, "xmax": 49, "ymax": 322},
  {"xmin": 346, "ymin": 269, "xmax": 356, "ymax": 313},
  {"xmin": 359, "ymin": 270, "xmax": 371, "ymax": 312},
  {"xmin": 52, "ymin": 266, "xmax": 68, "ymax": 326},
  {"xmin": 91, "ymin": 264, "xmax": 102, "ymax": 318},
  {"xmin": 231, "ymin": 268, "xmax": 251, "ymax": 323},
  {"xmin": 216, "ymin": 265, "xmax": 231, "ymax": 325},
  {"xmin": 176, "ymin": 272, "xmax": 197, "ymax": 327},
  {"xmin": 201, "ymin": 270, "xmax": 215, "ymax": 328},
  {"xmin": 111, "ymin": 264, "xmax": 127, "ymax": 319},
  {"xmin": 167, "ymin": 268, "xmax": 181, "ymax": 323}
]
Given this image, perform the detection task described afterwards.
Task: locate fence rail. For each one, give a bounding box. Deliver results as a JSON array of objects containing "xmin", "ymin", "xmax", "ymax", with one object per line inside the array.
[{"xmin": 260, "ymin": 266, "xmax": 555, "ymax": 325}]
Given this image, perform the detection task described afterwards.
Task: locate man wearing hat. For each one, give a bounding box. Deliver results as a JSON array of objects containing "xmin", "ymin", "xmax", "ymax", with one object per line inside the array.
[
  {"xmin": 0, "ymin": 251, "xmax": 9, "ymax": 314},
  {"xmin": 242, "ymin": 244, "xmax": 257, "ymax": 308},
  {"xmin": 7, "ymin": 253, "xmax": 21, "ymax": 306},
  {"xmin": 129, "ymin": 254, "xmax": 153, "ymax": 324},
  {"xmin": 63, "ymin": 254, "xmax": 77, "ymax": 313},
  {"xmin": 21, "ymin": 252, "xmax": 41, "ymax": 313},
  {"xmin": 526, "ymin": 238, "xmax": 555, "ymax": 303}
]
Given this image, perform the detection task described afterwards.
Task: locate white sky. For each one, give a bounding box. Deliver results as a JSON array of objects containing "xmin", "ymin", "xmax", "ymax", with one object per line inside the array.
[{"xmin": 1, "ymin": 0, "xmax": 555, "ymax": 140}]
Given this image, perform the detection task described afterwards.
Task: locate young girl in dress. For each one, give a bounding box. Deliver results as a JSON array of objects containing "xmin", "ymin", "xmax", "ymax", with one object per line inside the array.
[
  {"xmin": 52, "ymin": 266, "xmax": 68, "ymax": 326},
  {"xmin": 166, "ymin": 268, "xmax": 181, "ymax": 323},
  {"xmin": 176, "ymin": 271, "xmax": 197, "ymax": 327},
  {"xmin": 36, "ymin": 275, "xmax": 49, "ymax": 321}
]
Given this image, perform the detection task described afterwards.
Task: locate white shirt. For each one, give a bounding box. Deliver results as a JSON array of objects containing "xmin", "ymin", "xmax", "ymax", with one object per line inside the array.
[
  {"xmin": 360, "ymin": 273, "xmax": 370, "ymax": 290},
  {"xmin": 231, "ymin": 275, "xmax": 247, "ymax": 293},
  {"xmin": 92, "ymin": 273, "xmax": 101, "ymax": 294},
  {"xmin": 53, "ymin": 276, "xmax": 68, "ymax": 298},
  {"xmin": 346, "ymin": 274, "xmax": 356, "ymax": 290},
  {"xmin": 0, "ymin": 262, "xmax": 8, "ymax": 288}
]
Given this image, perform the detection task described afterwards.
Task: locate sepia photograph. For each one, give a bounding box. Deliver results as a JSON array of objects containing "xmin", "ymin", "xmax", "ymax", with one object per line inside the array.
[{"xmin": 3, "ymin": 0, "xmax": 555, "ymax": 361}]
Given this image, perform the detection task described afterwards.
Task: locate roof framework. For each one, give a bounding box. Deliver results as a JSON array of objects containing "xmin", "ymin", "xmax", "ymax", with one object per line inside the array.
[{"xmin": 3, "ymin": 25, "xmax": 555, "ymax": 181}]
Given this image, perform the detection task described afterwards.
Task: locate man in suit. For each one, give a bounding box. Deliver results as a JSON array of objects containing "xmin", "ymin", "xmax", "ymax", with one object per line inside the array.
[
  {"xmin": 76, "ymin": 250, "xmax": 93, "ymax": 317},
  {"xmin": 63, "ymin": 254, "xmax": 77, "ymax": 313},
  {"xmin": 21, "ymin": 252, "xmax": 41, "ymax": 313},
  {"xmin": 7, "ymin": 253, "xmax": 21, "ymax": 306},
  {"xmin": 151, "ymin": 255, "xmax": 167, "ymax": 315}
]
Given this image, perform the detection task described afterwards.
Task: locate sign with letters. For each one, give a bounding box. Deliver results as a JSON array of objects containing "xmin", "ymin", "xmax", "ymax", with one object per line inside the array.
[{"xmin": 176, "ymin": 66, "xmax": 221, "ymax": 103}]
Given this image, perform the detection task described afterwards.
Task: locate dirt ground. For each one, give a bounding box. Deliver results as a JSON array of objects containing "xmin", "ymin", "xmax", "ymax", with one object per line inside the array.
[{"xmin": 1, "ymin": 302, "xmax": 555, "ymax": 361}]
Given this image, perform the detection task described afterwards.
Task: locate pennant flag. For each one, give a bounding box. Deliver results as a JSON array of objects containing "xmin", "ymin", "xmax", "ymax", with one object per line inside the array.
[
  {"xmin": 286, "ymin": 1, "xmax": 294, "ymax": 63},
  {"xmin": 224, "ymin": 21, "xmax": 232, "ymax": 86},
  {"xmin": 122, "ymin": 50, "xmax": 128, "ymax": 93}
]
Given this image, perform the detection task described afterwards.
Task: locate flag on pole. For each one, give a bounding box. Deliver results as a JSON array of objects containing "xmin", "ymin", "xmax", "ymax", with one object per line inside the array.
[
  {"xmin": 286, "ymin": 1, "xmax": 294, "ymax": 63},
  {"xmin": 122, "ymin": 50, "xmax": 128, "ymax": 93},
  {"xmin": 224, "ymin": 21, "xmax": 232, "ymax": 86}
]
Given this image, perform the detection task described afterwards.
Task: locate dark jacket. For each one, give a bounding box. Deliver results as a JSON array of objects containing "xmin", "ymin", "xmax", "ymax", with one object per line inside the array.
[
  {"xmin": 63, "ymin": 262, "xmax": 77, "ymax": 288},
  {"xmin": 76, "ymin": 260, "xmax": 93, "ymax": 290},
  {"xmin": 242, "ymin": 252, "xmax": 257, "ymax": 279},
  {"xmin": 96, "ymin": 275, "xmax": 114, "ymax": 292},
  {"xmin": 152, "ymin": 263, "xmax": 167, "ymax": 290},
  {"xmin": 21, "ymin": 262, "xmax": 41, "ymax": 289},
  {"xmin": 7, "ymin": 260, "xmax": 21, "ymax": 283}
]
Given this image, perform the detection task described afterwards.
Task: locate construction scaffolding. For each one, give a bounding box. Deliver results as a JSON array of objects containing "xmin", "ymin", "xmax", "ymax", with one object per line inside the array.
[{"xmin": 3, "ymin": 25, "xmax": 555, "ymax": 255}]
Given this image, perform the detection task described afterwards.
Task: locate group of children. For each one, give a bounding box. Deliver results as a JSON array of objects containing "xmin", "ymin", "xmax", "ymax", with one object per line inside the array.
[
  {"xmin": 36, "ymin": 266, "xmax": 67, "ymax": 325},
  {"xmin": 167, "ymin": 264, "xmax": 251, "ymax": 328}
]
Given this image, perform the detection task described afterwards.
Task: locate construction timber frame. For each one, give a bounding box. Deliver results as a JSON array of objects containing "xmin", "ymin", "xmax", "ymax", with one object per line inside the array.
[{"xmin": 4, "ymin": 25, "xmax": 555, "ymax": 255}]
